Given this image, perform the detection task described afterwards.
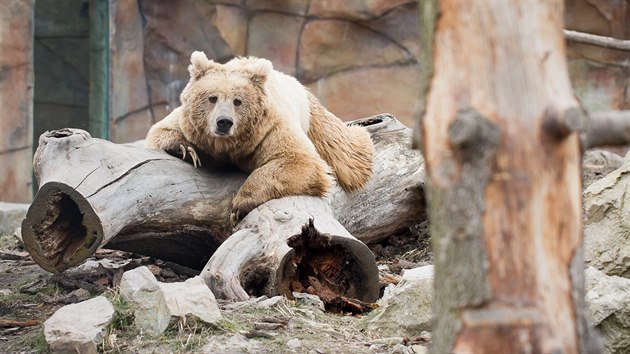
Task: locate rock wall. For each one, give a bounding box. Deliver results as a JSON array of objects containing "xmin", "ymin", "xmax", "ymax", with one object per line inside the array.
[
  {"xmin": 108, "ymin": 0, "xmax": 629, "ymax": 143},
  {"xmin": 565, "ymin": 0, "xmax": 630, "ymax": 111},
  {"xmin": 0, "ymin": 0, "xmax": 35, "ymax": 203},
  {"xmin": 109, "ymin": 0, "xmax": 422, "ymax": 142},
  {"xmin": 0, "ymin": 0, "xmax": 627, "ymax": 202}
]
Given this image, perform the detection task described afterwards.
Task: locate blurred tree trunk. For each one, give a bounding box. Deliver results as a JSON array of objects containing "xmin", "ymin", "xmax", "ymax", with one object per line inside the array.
[{"xmin": 420, "ymin": 1, "xmax": 602, "ymax": 353}]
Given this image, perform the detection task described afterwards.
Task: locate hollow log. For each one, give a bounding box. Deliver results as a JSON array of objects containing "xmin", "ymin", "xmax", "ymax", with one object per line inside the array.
[
  {"xmin": 21, "ymin": 114, "xmax": 425, "ymax": 273},
  {"xmin": 199, "ymin": 196, "xmax": 380, "ymax": 304}
]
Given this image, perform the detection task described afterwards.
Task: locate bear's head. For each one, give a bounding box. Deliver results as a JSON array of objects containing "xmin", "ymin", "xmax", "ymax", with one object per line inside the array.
[{"xmin": 180, "ymin": 51, "xmax": 273, "ymax": 141}]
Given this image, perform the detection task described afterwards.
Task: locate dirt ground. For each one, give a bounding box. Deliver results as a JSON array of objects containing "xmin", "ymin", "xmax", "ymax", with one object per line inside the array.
[{"xmin": 0, "ymin": 222, "xmax": 432, "ymax": 354}]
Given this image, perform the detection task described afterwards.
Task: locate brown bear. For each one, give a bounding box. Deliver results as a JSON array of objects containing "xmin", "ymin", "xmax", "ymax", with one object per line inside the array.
[{"xmin": 146, "ymin": 51, "xmax": 374, "ymax": 220}]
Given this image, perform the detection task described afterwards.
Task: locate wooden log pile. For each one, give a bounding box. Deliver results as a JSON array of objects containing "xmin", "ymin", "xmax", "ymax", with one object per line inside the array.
[{"xmin": 22, "ymin": 114, "xmax": 425, "ymax": 304}]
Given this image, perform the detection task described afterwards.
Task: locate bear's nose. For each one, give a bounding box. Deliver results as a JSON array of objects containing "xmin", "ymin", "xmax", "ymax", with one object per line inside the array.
[{"xmin": 216, "ymin": 116, "xmax": 234, "ymax": 132}]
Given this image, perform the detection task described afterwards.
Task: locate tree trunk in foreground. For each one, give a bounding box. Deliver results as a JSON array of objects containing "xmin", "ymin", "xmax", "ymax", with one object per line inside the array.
[
  {"xmin": 22, "ymin": 114, "xmax": 424, "ymax": 274},
  {"xmin": 421, "ymin": 1, "xmax": 602, "ymax": 353}
]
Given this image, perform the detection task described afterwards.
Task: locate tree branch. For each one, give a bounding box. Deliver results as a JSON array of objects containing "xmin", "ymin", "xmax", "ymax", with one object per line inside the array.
[
  {"xmin": 585, "ymin": 111, "xmax": 630, "ymax": 149},
  {"xmin": 564, "ymin": 29, "xmax": 630, "ymax": 51}
]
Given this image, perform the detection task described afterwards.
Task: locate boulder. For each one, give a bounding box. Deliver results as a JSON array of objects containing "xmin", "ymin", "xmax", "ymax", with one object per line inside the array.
[
  {"xmin": 585, "ymin": 266, "xmax": 630, "ymax": 354},
  {"xmin": 159, "ymin": 276, "xmax": 222, "ymax": 326},
  {"xmin": 363, "ymin": 265, "xmax": 433, "ymax": 336},
  {"xmin": 44, "ymin": 296, "xmax": 114, "ymax": 354},
  {"xmin": 119, "ymin": 266, "xmax": 171, "ymax": 336},
  {"xmin": 0, "ymin": 202, "xmax": 29, "ymax": 236},
  {"xmin": 120, "ymin": 266, "xmax": 222, "ymax": 336},
  {"xmin": 583, "ymin": 152, "xmax": 630, "ymax": 278}
]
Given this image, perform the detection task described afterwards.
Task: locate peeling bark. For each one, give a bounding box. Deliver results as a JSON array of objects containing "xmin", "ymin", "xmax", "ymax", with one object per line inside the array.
[{"xmin": 422, "ymin": 1, "xmax": 602, "ymax": 353}]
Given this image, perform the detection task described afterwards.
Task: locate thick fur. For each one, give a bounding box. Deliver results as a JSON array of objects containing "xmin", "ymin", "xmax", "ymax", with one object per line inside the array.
[{"xmin": 146, "ymin": 51, "xmax": 374, "ymax": 219}]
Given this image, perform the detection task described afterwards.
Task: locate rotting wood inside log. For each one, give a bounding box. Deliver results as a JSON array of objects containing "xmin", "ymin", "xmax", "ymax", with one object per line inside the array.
[
  {"xmin": 348, "ymin": 116, "xmax": 383, "ymax": 127},
  {"xmin": 23, "ymin": 182, "xmax": 104, "ymax": 273},
  {"xmin": 274, "ymin": 222, "xmax": 374, "ymax": 311},
  {"xmin": 31, "ymin": 192, "xmax": 87, "ymax": 269}
]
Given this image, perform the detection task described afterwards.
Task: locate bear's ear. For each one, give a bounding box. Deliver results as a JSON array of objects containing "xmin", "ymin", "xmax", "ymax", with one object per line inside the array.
[
  {"xmin": 188, "ymin": 51, "xmax": 219, "ymax": 80},
  {"xmin": 243, "ymin": 58, "xmax": 273, "ymax": 86}
]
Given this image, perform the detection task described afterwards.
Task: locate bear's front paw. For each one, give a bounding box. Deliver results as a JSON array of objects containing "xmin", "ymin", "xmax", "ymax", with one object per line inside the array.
[
  {"xmin": 164, "ymin": 142, "xmax": 202, "ymax": 168},
  {"xmin": 230, "ymin": 194, "xmax": 261, "ymax": 224}
]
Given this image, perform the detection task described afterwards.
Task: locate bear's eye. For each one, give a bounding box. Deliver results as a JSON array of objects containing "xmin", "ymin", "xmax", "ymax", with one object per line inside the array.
[
  {"xmin": 233, "ymin": 98, "xmax": 242, "ymax": 106},
  {"xmin": 209, "ymin": 96, "xmax": 218, "ymax": 104}
]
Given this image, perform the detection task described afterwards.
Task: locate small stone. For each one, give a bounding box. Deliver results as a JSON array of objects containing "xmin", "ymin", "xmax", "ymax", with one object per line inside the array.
[
  {"xmin": 286, "ymin": 338, "xmax": 302, "ymax": 349},
  {"xmin": 419, "ymin": 331, "xmax": 431, "ymax": 341},
  {"xmin": 44, "ymin": 296, "xmax": 114, "ymax": 354},
  {"xmin": 391, "ymin": 343, "xmax": 412, "ymax": 354},
  {"xmin": 0, "ymin": 289, "xmax": 13, "ymax": 296},
  {"xmin": 292, "ymin": 292, "xmax": 325, "ymax": 311},
  {"xmin": 253, "ymin": 295, "xmax": 287, "ymax": 309},
  {"xmin": 73, "ymin": 258, "xmax": 130, "ymax": 272},
  {"xmin": 411, "ymin": 345, "xmax": 429, "ymax": 354},
  {"xmin": 60, "ymin": 288, "xmax": 91, "ymax": 304}
]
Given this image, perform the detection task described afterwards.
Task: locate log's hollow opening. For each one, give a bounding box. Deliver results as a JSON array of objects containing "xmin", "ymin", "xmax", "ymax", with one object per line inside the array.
[
  {"xmin": 31, "ymin": 192, "xmax": 90, "ymax": 269},
  {"xmin": 241, "ymin": 260, "xmax": 273, "ymax": 298},
  {"xmin": 280, "ymin": 223, "xmax": 373, "ymax": 313},
  {"xmin": 348, "ymin": 116, "xmax": 384, "ymax": 127}
]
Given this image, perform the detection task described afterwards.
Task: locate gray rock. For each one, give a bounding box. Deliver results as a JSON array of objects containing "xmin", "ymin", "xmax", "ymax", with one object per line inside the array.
[
  {"xmin": 159, "ymin": 276, "xmax": 222, "ymax": 326},
  {"xmin": 73, "ymin": 258, "xmax": 131, "ymax": 272},
  {"xmin": 583, "ymin": 150, "xmax": 624, "ymax": 171},
  {"xmin": 119, "ymin": 266, "xmax": 171, "ymax": 336},
  {"xmin": 44, "ymin": 296, "xmax": 114, "ymax": 354},
  {"xmin": 583, "ymin": 153, "xmax": 630, "ymax": 278},
  {"xmin": 293, "ymin": 292, "xmax": 325, "ymax": 311},
  {"xmin": 363, "ymin": 265, "xmax": 433, "ymax": 337},
  {"xmin": 411, "ymin": 345, "xmax": 428, "ymax": 354},
  {"xmin": 585, "ymin": 266, "xmax": 630, "ymax": 354},
  {"xmin": 120, "ymin": 267, "xmax": 222, "ymax": 336},
  {"xmin": 0, "ymin": 202, "xmax": 28, "ymax": 236},
  {"xmin": 286, "ymin": 338, "xmax": 302, "ymax": 349},
  {"xmin": 200, "ymin": 333, "xmax": 262, "ymax": 353},
  {"xmin": 253, "ymin": 295, "xmax": 288, "ymax": 309}
]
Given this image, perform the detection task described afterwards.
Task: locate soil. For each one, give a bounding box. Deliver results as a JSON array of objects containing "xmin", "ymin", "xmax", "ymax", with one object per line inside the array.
[{"xmin": 0, "ymin": 223, "xmax": 432, "ymax": 354}]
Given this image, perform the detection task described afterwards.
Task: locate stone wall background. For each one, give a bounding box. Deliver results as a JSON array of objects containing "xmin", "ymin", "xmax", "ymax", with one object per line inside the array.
[
  {"xmin": 108, "ymin": 0, "xmax": 423, "ymax": 142},
  {"xmin": 0, "ymin": 0, "xmax": 35, "ymax": 202},
  {"xmin": 0, "ymin": 0, "xmax": 628, "ymax": 201},
  {"xmin": 109, "ymin": 0, "xmax": 629, "ymax": 143}
]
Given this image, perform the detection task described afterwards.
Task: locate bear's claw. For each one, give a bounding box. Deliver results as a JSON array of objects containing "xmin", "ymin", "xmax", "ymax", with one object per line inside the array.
[
  {"xmin": 230, "ymin": 195, "xmax": 260, "ymax": 224},
  {"xmin": 179, "ymin": 143, "xmax": 201, "ymax": 168}
]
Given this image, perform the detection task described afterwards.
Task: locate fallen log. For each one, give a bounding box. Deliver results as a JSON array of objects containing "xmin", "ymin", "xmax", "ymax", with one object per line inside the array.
[
  {"xmin": 199, "ymin": 196, "xmax": 380, "ymax": 303},
  {"xmin": 22, "ymin": 114, "xmax": 425, "ymax": 275}
]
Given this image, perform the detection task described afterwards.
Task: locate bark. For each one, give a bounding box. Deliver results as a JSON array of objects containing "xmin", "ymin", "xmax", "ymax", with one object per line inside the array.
[
  {"xmin": 199, "ymin": 196, "xmax": 380, "ymax": 304},
  {"xmin": 421, "ymin": 1, "xmax": 602, "ymax": 353},
  {"xmin": 21, "ymin": 114, "xmax": 425, "ymax": 274}
]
